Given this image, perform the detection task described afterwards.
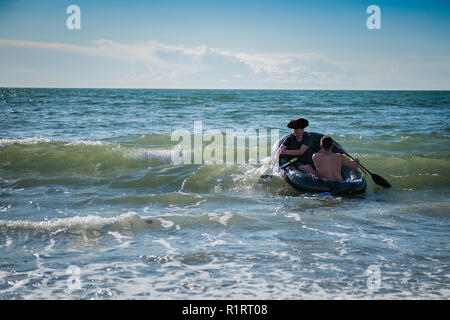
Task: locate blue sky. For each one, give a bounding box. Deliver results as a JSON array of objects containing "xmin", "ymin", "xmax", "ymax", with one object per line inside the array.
[{"xmin": 0, "ymin": 0, "xmax": 449, "ymax": 89}]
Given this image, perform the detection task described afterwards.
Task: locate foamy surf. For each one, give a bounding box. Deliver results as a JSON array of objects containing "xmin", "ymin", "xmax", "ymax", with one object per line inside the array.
[
  {"xmin": 0, "ymin": 137, "xmax": 52, "ymax": 147},
  {"xmin": 0, "ymin": 212, "xmax": 154, "ymax": 233}
]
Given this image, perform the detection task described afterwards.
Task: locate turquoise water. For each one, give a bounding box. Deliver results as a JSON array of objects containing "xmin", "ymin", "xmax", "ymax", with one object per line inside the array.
[{"xmin": 0, "ymin": 88, "xmax": 449, "ymax": 299}]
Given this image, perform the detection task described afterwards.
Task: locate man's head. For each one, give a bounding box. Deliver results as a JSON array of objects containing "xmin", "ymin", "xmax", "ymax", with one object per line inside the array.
[
  {"xmin": 287, "ymin": 117, "xmax": 308, "ymax": 138},
  {"xmin": 320, "ymin": 135, "xmax": 333, "ymax": 150},
  {"xmin": 287, "ymin": 117, "xmax": 308, "ymax": 130}
]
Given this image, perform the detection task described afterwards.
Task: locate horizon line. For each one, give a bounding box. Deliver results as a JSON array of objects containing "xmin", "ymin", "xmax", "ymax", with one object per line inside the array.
[{"xmin": 1, "ymin": 86, "xmax": 449, "ymax": 91}]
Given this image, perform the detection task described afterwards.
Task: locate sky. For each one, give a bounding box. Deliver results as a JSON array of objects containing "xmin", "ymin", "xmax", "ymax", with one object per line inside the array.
[{"xmin": 0, "ymin": 0, "xmax": 449, "ymax": 89}]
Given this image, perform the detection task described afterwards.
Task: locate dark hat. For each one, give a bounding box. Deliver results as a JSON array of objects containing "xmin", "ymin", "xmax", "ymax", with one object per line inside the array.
[{"xmin": 287, "ymin": 117, "xmax": 309, "ymax": 129}]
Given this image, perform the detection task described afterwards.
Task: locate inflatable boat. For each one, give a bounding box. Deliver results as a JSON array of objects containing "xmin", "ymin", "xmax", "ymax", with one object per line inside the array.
[{"xmin": 277, "ymin": 132, "xmax": 367, "ymax": 195}]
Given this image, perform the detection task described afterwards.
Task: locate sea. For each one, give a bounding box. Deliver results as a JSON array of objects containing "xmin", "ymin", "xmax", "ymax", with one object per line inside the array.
[{"xmin": 0, "ymin": 88, "xmax": 449, "ymax": 299}]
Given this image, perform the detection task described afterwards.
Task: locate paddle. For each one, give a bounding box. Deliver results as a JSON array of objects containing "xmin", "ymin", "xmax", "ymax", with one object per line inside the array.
[
  {"xmin": 334, "ymin": 144, "xmax": 392, "ymax": 188},
  {"xmin": 260, "ymin": 157, "xmax": 298, "ymax": 180}
]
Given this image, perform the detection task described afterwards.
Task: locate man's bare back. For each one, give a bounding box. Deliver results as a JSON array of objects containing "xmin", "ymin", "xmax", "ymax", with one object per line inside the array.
[
  {"xmin": 312, "ymin": 152, "xmax": 345, "ymax": 181},
  {"xmin": 313, "ymin": 149, "xmax": 359, "ymax": 182}
]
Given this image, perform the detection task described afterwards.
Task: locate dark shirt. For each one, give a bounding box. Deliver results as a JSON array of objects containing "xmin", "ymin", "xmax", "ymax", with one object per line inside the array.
[{"xmin": 280, "ymin": 132, "xmax": 319, "ymax": 166}]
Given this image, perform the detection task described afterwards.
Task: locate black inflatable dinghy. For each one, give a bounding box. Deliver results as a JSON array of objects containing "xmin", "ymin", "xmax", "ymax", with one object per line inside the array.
[{"xmin": 277, "ymin": 132, "xmax": 367, "ymax": 195}]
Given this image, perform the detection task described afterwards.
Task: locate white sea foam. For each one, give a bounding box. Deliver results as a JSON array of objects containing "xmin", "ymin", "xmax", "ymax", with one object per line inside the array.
[
  {"xmin": 0, "ymin": 211, "xmax": 152, "ymax": 233},
  {"xmin": 123, "ymin": 147, "xmax": 173, "ymax": 163},
  {"xmin": 0, "ymin": 204, "xmax": 12, "ymax": 212},
  {"xmin": 65, "ymin": 140, "xmax": 106, "ymax": 146},
  {"xmin": 285, "ymin": 212, "xmax": 302, "ymax": 222},
  {"xmin": 0, "ymin": 137, "xmax": 51, "ymax": 146},
  {"xmin": 107, "ymin": 231, "xmax": 134, "ymax": 248},
  {"xmin": 158, "ymin": 217, "xmax": 175, "ymax": 228},
  {"xmin": 207, "ymin": 212, "xmax": 234, "ymax": 226},
  {"xmin": 152, "ymin": 238, "xmax": 177, "ymax": 255},
  {"xmin": 201, "ymin": 232, "xmax": 227, "ymax": 247},
  {"xmin": 0, "ymin": 237, "xmax": 13, "ymax": 248}
]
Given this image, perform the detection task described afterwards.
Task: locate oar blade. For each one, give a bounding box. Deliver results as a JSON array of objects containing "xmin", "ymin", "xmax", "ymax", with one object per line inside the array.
[{"xmin": 371, "ymin": 173, "xmax": 392, "ymax": 188}]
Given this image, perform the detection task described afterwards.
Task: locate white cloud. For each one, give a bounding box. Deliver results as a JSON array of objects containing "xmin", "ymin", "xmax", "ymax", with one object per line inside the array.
[{"xmin": 1, "ymin": 38, "xmax": 447, "ymax": 89}]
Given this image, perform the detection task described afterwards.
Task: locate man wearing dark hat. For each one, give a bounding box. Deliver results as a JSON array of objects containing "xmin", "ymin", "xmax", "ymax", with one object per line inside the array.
[{"xmin": 279, "ymin": 117, "xmax": 318, "ymax": 175}]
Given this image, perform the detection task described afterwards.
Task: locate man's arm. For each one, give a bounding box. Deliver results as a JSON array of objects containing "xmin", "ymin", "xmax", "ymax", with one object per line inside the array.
[
  {"xmin": 312, "ymin": 153, "xmax": 320, "ymax": 168},
  {"xmin": 341, "ymin": 154, "xmax": 359, "ymax": 171},
  {"xmin": 280, "ymin": 144, "xmax": 309, "ymax": 156}
]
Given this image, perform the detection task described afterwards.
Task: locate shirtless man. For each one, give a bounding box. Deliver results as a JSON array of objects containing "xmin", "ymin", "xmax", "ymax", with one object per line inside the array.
[{"xmin": 312, "ymin": 136, "xmax": 359, "ymax": 182}]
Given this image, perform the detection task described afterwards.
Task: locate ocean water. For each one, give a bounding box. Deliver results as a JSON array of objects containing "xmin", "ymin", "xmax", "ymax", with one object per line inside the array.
[{"xmin": 0, "ymin": 88, "xmax": 449, "ymax": 299}]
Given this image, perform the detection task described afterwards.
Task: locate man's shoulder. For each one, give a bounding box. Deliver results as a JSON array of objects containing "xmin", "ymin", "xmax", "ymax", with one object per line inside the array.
[
  {"xmin": 283, "ymin": 134, "xmax": 298, "ymax": 146},
  {"xmin": 316, "ymin": 152, "xmax": 343, "ymax": 160},
  {"xmin": 334, "ymin": 153, "xmax": 346, "ymax": 163},
  {"xmin": 312, "ymin": 152, "xmax": 325, "ymax": 161},
  {"xmin": 284, "ymin": 133, "xmax": 296, "ymax": 141}
]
